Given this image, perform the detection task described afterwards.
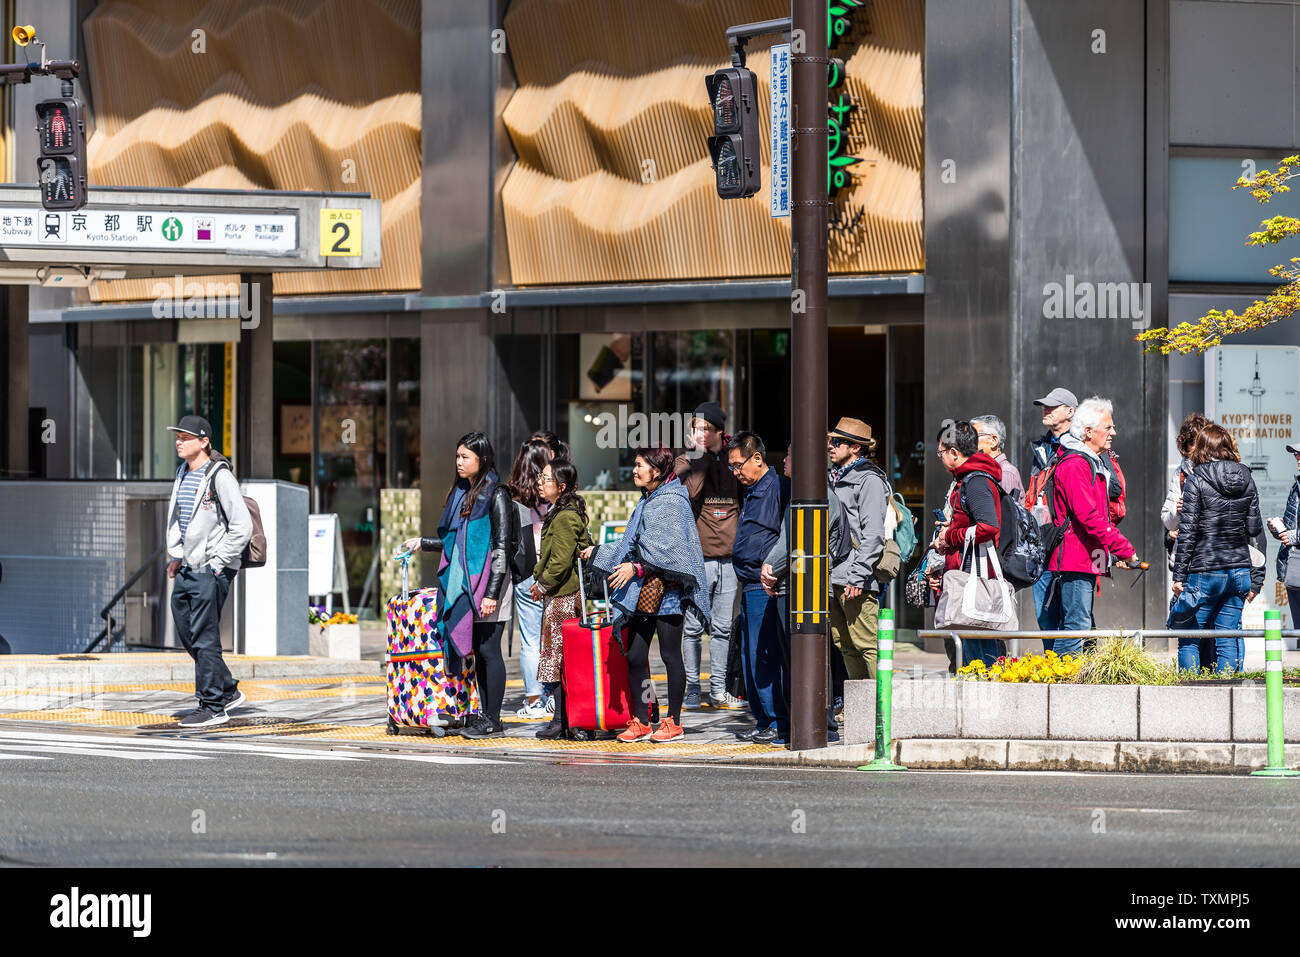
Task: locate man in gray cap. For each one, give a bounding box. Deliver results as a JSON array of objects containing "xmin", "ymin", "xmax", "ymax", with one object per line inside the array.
[
  {"xmin": 1028, "ymin": 387, "xmax": 1078, "ymax": 481},
  {"xmin": 1025, "ymin": 388, "xmax": 1077, "ymax": 625}
]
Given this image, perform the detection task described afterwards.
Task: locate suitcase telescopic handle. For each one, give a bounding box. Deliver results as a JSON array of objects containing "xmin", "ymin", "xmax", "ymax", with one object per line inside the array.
[
  {"xmin": 393, "ymin": 549, "xmax": 413, "ymax": 600},
  {"xmin": 576, "ymin": 553, "xmax": 610, "ymax": 628}
]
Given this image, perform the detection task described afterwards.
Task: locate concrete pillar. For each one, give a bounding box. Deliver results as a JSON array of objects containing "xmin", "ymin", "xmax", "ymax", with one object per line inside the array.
[
  {"xmin": 2, "ymin": 285, "xmax": 30, "ymax": 478},
  {"xmin": 237, "ymin": 272, "xmax": 274, "ymax": 478}
]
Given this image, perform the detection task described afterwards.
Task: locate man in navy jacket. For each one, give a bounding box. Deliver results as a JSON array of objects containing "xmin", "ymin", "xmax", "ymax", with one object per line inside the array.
[{"xmin": 728, "ymin": 431, "xmax": 791, "ymax": 745}]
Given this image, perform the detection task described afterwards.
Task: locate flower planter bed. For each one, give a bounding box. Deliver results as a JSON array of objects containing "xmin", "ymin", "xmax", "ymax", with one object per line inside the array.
[{"xmin": 843, "ymin": 679, "xmax": 1300, "ymax": 743}]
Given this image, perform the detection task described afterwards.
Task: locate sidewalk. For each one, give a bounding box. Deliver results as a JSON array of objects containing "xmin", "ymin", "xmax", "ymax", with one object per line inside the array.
[{"xmin": 4, "ymin": 635, "xmax": 1295, "ymax": 772}]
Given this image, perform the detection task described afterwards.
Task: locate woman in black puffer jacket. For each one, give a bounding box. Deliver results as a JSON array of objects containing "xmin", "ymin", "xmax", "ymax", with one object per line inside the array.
[{"xmin": 1170, "ymin": 424, "xmax": 1266, "ymax": 673}]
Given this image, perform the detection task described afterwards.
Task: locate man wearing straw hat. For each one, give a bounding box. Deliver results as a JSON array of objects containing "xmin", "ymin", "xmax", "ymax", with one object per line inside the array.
[{"xmin": 826, "ymin": 417, "xmax": 891, "ymax": 679}]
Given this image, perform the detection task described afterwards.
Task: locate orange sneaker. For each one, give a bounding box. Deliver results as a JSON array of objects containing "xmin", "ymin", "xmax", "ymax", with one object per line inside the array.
[
  {"xmin": 650, "ymin": 716, "xmax": 684, "ymax": 743},
  {"xmin": 617, "ymin": 717, "xmax": 654, "ymax": 743}
]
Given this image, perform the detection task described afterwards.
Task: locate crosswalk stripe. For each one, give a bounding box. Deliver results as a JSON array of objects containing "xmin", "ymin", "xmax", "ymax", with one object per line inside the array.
[
  {"xmin": 0, "ymin": 743, "xmax": 209, "ymax": 761},
  {"xmin": 0, "ymin": 729, "xmax": 507, "ymax": 765}
]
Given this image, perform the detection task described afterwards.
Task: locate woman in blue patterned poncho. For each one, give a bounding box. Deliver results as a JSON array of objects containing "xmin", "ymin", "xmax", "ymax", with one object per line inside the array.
[{"xmin": 583, "ymin": 446, "xmax": 709, "ymax": 744}]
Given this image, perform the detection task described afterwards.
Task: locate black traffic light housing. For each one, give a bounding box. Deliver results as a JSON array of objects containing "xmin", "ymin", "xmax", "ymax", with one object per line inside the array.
[
  {"xmin": 37, "ymin": 97, "xmax": 86, "ymax": 210},
  {"xmin": 706, "ymin": 66, "xmax": 760, "ymax": 199}
]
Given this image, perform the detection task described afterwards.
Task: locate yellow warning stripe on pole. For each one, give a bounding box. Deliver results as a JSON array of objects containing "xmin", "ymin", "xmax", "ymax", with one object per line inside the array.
[{"xmin": 789, "ymin": 502, "xmax": 828, "ymax": 632}]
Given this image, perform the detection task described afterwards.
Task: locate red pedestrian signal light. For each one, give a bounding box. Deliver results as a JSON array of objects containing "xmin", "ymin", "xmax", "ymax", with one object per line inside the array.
[
  {"xmin": 36, "ymin": 97, "xmax": 86, "ymax": 210},
  {"xmin": 705, "ymin": 67, "xmax": 760, "ymax": 199}
]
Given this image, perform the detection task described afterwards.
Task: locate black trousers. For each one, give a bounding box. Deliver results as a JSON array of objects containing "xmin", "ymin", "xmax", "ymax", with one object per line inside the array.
[
  {"xmin": 625, "ymin": 613, "xmax": 685, "ymax": 723},
  {"xmin": 472, "ymin": 621, "xmax": 507, "ymax": 722},
  {"xmin": 171, "ymin": 565, "xmax": 239, "ymax": 709}
]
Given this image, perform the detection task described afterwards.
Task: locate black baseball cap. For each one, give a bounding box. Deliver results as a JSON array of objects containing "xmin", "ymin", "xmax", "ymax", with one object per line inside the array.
[{"xmin": 166, "ymin": 414, "xmax": 213, "ymax": 440}]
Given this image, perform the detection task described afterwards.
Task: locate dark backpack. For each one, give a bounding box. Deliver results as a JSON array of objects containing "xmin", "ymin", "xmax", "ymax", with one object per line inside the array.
[
  {"xmin": 508, "ymin": 500, "xmax": 538, "ymax": 584},
  {"xmin": 958, "ymin": 472, "xmax": 1043, "ymax": 589},
  {"xmin": 207, "ymin": 460, "xmax": 268, "ymax": 568}
]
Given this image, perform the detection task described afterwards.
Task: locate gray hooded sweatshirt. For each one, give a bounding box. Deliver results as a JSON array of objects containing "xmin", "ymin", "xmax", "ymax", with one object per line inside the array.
[{"xmin": 166, "ymin": 453, "xmax": 254, "ymax": 573}]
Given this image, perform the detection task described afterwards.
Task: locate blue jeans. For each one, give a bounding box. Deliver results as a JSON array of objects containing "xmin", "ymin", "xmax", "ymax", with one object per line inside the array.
[
  {"xmin": 1171, "ymin": 568, "xmax": 1250, "ymax": 673},
  {"xmin": 739, "ymin": 584, "xmax": 790, "ymax": 733},
  {"xmin": 963, "ymin": 639, "xmax": 1005, "ymax": 668},
  {"xmin": 1036, "ymin": 571, "xmax": 1096, "ymax": 658},
  {"xmin": 514, "ymin": 575, "xmax": 544, "ymax": 699},
  {"xmin": 683, "ymin": 558, "xmax": 738, "ymax": 698}
]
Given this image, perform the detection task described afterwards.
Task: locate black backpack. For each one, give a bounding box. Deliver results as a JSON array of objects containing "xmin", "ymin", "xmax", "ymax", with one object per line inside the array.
[
  {"xmin": 958, "ymin": 472, "xmax": 1044, "ymax": 589},
  {"xmin": 508, "ymin": 500, "xmax": 537, "ymax": 584}
]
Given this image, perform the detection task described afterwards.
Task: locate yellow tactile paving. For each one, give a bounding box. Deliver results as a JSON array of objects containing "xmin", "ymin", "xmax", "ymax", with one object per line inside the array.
[
  {"xmin": 0, "ymin": 708, "xmax": 168, "ymax": 727},
  {"xmin": 0, "ymin": 675, "xmax": 384, "ymax": 697},
  {"xmin": 0, "ymin": 706, "xmax": 773, "ymax": 757}
]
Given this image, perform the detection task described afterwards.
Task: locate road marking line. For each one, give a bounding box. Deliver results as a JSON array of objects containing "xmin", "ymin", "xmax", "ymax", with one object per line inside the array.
[{"xmin": 0, "ymin": 743, "xmax": 209, "ymax": 761}]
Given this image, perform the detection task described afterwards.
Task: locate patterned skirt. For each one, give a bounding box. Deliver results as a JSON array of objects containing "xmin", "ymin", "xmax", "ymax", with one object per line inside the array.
[{"xmin": 537, "ymin": 591, "xmax": 579, "ymax": 684}]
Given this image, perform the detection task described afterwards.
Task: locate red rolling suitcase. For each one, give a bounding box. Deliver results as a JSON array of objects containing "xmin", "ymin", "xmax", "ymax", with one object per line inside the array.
[{"xmin": 561, "ymin": 567, "xmax": 634, "ymax": 733}]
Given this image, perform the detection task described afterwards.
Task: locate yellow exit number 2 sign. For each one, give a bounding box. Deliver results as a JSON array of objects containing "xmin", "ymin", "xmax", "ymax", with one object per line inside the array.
[{"xmin": 320, "ymin": 208, "xmax": 362, "ymax": 256}]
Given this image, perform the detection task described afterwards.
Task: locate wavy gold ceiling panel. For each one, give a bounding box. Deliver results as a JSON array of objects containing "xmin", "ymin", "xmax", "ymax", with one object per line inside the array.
[
  {"xmin": 82, "ymin": 0, "xmax": 419, "ymax": 301},
  {"xmin": 501, "ymin": 0, "xmax": 923, "ymax": 285},
  {"xmin": 503, "ymin": 0, "xmax": 790, "ymax": 85}
]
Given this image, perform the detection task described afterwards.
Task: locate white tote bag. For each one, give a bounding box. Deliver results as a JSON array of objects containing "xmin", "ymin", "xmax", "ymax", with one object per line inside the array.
[{"xmin": 933, "ymin": 528, "xmax": 1020, "ymax": 631}]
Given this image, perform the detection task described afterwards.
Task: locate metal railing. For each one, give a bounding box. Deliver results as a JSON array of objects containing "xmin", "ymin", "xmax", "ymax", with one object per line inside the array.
[
  {"xmin": 83, "ymin": 544, "xmax": 168, "ymax": 654},
  {"xmin": 918, "ymin": 629, "xmax": 1300, "ymax": 667}
]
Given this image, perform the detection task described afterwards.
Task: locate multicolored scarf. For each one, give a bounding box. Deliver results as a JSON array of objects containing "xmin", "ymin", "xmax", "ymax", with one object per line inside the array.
[
  {"xmin": 436, "ymin": 470, "xmax": 498, "ymax": 660},
  {"xmin": 830, "ymin": 455, "xmax": 868, "ymax": 485}
]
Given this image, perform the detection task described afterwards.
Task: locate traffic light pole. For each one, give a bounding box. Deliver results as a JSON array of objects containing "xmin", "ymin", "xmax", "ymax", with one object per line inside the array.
[{"xmin": 789, "ymin": 0, "xmax": 829, "ymax": 753}]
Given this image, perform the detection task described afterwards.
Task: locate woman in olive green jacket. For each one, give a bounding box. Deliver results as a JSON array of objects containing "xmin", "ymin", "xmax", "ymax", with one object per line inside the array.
[{"xmin": 530, "ymin": 458, "xmax": 591, "ymax": 739}]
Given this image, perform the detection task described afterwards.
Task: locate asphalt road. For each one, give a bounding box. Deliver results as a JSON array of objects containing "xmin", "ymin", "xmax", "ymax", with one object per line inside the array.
[{"xmin": 2, "ymin": 725, "xmax": 1299, "ymax": 867}]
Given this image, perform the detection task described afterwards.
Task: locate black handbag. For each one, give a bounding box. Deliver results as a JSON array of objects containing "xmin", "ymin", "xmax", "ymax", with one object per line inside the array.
[{"xmin": 725, "ymin": 612, "xmax": 745, "ymax": 700}]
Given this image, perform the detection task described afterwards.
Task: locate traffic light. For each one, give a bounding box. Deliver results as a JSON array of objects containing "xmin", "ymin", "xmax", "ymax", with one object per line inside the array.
[
  {"xmin": 36, "ymin": 97, "xmax": 86, "ymax": 211},
  {"xmin": 706, "ymin": 67, "xmax": 760, "ymax": 199}
]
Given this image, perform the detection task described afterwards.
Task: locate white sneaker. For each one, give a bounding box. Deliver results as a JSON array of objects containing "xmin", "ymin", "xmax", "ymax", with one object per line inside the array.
[{"xmin": 516, "ymin": 700, "xmax": 550, "ymax": 719}]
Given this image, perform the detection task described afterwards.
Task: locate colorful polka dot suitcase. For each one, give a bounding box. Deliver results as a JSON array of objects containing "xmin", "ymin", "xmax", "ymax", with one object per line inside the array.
[{"xmin": 385, "ymin": 554, "xmax": 479, "ymax": 736}]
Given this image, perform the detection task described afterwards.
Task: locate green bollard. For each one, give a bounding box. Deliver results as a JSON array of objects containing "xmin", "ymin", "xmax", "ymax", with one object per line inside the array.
[
  {"xmin": 1252, "ymin": 610, "xmax": 1300, "ymax": 778},
  {"xmin": 860, "ymin": 607, "xmax": 906, "ymax": 771}
]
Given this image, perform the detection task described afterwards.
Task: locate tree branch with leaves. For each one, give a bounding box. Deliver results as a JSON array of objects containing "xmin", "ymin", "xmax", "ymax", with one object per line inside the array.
[{"xmin": 1137, "ymin": 155, "xmax": 1300, "ymax": 354}]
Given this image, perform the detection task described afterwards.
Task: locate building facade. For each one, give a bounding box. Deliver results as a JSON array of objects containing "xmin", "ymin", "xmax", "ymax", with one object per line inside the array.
[{"xmin": 5, "ymin": 0, "xmax": 1300, "ymax": 636}]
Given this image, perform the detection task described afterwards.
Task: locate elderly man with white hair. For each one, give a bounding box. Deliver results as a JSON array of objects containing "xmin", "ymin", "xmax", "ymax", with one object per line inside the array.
[
  {"xmin": 1035, "ymin": 396, "xmax": 1141, "ymax": 656},
  {"xmin": 971, "ymin": 414, "xmax": 1024, "ymax": 499}
]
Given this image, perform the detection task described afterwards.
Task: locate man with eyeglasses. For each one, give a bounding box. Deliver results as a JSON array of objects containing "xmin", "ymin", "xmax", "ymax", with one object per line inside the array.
[
  {"xmin": 826, "ymin": 417, "xmax": 890, "ymax": 680},
  {"xmin": 727, "ymin": 431, "xmax": 791, "ymax": 745}
]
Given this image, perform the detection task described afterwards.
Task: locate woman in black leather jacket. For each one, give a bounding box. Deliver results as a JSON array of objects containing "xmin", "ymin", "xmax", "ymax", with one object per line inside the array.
[
  {"xmin": 1170, "ymin": 424, "xmax": 1265, "ymax": 673},
  {"xmin": 402, "ymin": 431, "xmax": 514, "ymax": 738}
]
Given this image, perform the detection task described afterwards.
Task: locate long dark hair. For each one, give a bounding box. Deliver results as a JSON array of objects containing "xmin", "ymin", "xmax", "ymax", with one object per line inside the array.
[
  {"xmin": 541, "ymin": 458, "xmax": 587, "ymax": 532},
  {"xmin": 444, "ymin": 431, "xmax": 496, "ymax": 517},
  {"xmin": 508, "ymin": 439, "xmax": 551, "ymax": 510},
  {"xmin": 530, "ymin": 430, "xmax": 571, "ymax": 461}
]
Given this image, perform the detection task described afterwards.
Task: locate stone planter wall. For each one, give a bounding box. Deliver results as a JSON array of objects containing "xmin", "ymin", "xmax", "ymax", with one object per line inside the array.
[
  {"xmin": 309, "ymin": 623, "xmax": 361, "ymax": 660},
  {"xmin": 844, "ymin": 679, "xmax": 1300, "ymax": 743}
]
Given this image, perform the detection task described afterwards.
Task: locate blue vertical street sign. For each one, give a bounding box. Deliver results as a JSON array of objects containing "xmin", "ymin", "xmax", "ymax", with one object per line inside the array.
[{"xmin": 769, "ymin": 43, "xmax": 791, "ymax": 218}]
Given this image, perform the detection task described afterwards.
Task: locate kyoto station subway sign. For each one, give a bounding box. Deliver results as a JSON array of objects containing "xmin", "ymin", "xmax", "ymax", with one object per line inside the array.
[{"xmin": 0, "ymin": 184, "xmax": 380, "ymax": 284}]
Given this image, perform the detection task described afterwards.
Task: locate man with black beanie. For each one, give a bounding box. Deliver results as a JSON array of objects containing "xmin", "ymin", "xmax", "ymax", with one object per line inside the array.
[{"xmin": 674, "ymin": 401, "xmax": 745, "ymax": 710}]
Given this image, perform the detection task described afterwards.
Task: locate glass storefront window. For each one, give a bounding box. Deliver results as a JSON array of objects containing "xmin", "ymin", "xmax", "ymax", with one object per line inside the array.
[
  {"xmin": 316, "ymin": 340, "xmax": 386, "ymax": 614},
  {"xmin": 390, "ymin": 338, "xmax": 421, "ymax": 489},
  {"xmin": 1170, "ymin": 155, "xmax": 1300, "ymax": 283}
]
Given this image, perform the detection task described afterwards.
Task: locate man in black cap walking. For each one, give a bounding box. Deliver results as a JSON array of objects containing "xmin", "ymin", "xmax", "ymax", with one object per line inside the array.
[{"xmin": 164, "ymin": 414, "xmax": 253, "ymax": 728}]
